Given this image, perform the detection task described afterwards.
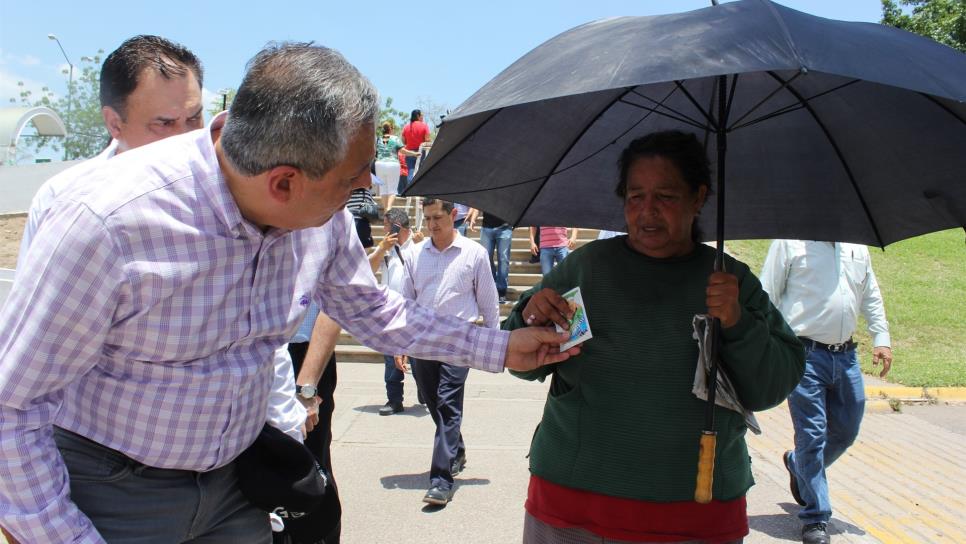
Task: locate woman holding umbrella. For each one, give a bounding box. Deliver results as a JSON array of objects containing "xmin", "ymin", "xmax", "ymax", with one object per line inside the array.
[{"xmin": 505, "ymin": 130, "xmax": 804, "ymax": 543}]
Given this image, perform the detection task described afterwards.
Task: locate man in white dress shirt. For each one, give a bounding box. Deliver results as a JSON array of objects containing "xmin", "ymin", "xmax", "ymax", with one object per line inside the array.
[
  {"xmin": 369, "ymin": 207, "xmax": 423, "ymax": 415},
  {"xmin": 398, "ymin": 198, "xmax": 500, "ymax": 506},
  {"xmin": 760, "ymin": 240, "xmax": 893, "ymax": 544}
]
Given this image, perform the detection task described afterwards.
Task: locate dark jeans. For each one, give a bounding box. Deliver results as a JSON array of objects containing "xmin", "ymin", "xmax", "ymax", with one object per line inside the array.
[
  {"xmin": 383, "ymin": 354, "xmax": 405, "ymax": 404},
  {"xmin": 786, "ymin": 345, "xmax": 865, "ymax": 525},
  {"xmin": 410, "ymin": 358, "xmax": 468, "ymax": 490},
  {"xmin": 54, "ymin": 427, "xmax": 271, "ymax": 543},
  {"xmin": 454, "ymin": 217, "xmax": 467, "ymax": 236},
  {"xmin": 480, "ymin": 225, "xmax": 512, "ymax": 295},
  {"xmin": 405, "ymin": 155, "xmax": 418, "ymax": 182},
  {"xmin": 288, "ymin": 343, "xmax": 341, "ymax": 543}
]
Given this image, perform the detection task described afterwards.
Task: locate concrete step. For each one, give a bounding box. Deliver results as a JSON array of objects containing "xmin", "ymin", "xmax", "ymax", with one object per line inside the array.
[{"xmin": 336, "ymin": 345, "xmax": 388, "ymax": 364}]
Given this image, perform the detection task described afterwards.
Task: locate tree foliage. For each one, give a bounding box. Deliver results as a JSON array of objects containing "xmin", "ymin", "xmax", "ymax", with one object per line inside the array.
[
  {"xmin": 7, "ymin": 52, "xmax": 110, "ymax": 161},
  {"xmin": 411, "ymin": 95, "xmax": 451, "ymax": 135},
  {"xmin": 881, "ymin": 0, "xmax": 966, "ymax": 52},
  {"xmin": 379, "ymin": 97, "xmax": 408, "ymax": 132},
  {"xmin": 207, "ymin": 88, "xmax": 236, "ymax": 117}
]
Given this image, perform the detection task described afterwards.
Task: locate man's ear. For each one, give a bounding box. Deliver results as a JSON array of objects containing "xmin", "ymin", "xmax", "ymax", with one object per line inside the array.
[
  {"xmin": 266, "ymin": 166, "xmax": 304, "ymax": 204},
  {"xmin": 102, "ymin": 106, "xmax": 123, "ymax": 139}
]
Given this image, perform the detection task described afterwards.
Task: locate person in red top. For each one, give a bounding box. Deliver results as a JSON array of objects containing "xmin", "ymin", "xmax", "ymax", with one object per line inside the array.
[
  {"xmin": 529, "ymin": 226, "xmax": 579, "ymax": 275},
  {"xmin": 401, "ymin": 109, "xmax": 431, "ymax": 183}
]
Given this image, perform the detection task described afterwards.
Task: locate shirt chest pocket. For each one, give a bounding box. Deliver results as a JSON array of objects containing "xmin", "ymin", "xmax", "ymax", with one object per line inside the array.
[{"xmin": 842, "ymin": 253, "xmax": 870, "ymax": 288}]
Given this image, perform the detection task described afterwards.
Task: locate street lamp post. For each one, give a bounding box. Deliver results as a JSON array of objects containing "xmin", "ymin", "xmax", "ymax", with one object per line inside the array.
[{"xmin": 48, "ymin": 34, "xmax": 74, "ymax": 161}]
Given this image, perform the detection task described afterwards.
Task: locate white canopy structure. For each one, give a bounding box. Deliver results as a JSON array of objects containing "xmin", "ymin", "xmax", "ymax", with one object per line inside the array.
[{"xmin": 0, "ymin": 106, "xmax": 67, "ymax": 165}]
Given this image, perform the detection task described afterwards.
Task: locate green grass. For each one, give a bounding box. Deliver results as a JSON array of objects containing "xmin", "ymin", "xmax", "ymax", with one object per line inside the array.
[{"xmin": 727, "ymin": 230, "xmax": 966, "ymax": 387}]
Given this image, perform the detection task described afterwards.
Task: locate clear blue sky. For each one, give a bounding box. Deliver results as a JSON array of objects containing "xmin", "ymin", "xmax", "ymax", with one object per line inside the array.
[{"xmin": 2, "ymin": 0, "xmax": 885, "ymax": 127}]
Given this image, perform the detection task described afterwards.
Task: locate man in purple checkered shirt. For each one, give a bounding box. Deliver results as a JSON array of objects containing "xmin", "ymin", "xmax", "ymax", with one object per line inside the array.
[{"xmin": 0, "ymin": 43, "xmax": 577, "ymax": 544}]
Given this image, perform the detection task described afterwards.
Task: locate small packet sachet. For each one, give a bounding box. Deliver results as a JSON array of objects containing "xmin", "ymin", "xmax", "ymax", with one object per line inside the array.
[{"xmin": 556, "ymin": 286, "xmax": 592, "ymax": 351}]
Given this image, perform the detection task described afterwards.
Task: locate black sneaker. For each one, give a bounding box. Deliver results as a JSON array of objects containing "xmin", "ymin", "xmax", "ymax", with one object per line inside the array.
[
  {"xmin": 422, "ymin": 485, "xmax": 454, "ymax": 506},
  {"xmin": 378, "ymin": 401, "xmax": 403, "ymax": 416},
  {"xmin": 783, "ymin": 450, "xmax": 806, "ymax": 506},
  {"xmin": 802, "ymin": 522, "xmax": 829, "ymax": 544},
  {"xmin": 451, "ymin": 451, "xmax": 467, "ymax": 476},
  {"xmin": 498, "ymin": 295, "xmax": 508, "ymax": 305}
]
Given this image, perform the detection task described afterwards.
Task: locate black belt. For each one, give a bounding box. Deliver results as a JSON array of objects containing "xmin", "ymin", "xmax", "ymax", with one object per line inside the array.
[{"xmin": 798, "ymin": 337, "xmax": 857, "ymax": 353}]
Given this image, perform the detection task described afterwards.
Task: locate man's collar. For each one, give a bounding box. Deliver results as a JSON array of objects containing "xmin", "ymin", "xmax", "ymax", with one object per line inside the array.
[
  {"xmin": 198, "ymin": 111, "xmax": 258, "ymax": 239},
  {"xmin": 425, "ymin": 230, "xmax": 462, "ymax": 253}
]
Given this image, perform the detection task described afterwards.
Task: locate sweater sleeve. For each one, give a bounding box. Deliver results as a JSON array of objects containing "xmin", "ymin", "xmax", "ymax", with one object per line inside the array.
[
  {"xmin": 718, "ymin": 260, "xmax": 805, "ymax": 412},
  {"xmin": 503, "ymin": 284, "xmax": 554, "ymax": 382}
]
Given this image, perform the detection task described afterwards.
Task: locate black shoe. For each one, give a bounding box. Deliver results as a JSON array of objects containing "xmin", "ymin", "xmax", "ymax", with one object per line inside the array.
[
  {"xmin": 498, "ymin": 295, "xmax": 508, "ymax": 305},
  {"xmin": 422, "ymin": 486, "xmax": 454, "ymax": 505},
  {"xmin": 802, "ymin": 522, "xmax": 829, "ymax": 544},
  {"xmin": 378, "ymin": 401, "xmax": 403, "ymax": 416},
  {"xmin": 784, "ymin": 450, "xmax": 806, "ymax": 506},
  {"xmin": 451, "ymin": 452, "xmax": 467, "ymax": 477}
]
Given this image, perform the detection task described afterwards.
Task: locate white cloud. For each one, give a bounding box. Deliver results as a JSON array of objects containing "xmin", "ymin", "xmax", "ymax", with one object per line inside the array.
[{"xmin": 0, "ymin": 50, "xmax": 44, "ymax": 67}]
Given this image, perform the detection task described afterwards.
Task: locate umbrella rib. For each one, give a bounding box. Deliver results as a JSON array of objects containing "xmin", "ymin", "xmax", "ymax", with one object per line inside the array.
[
  {"xmin": 765, "ymin": 71, "xmax": 886, "ymax": 248},
  {"xmin": 626, "ymin": 90, "xmax": 712, "ymax": 131},
  {"xmin": 727, "ymin": 71, "xmax": 804, "ymax": 130},
  {"xmin": 510, "ymin": 86, "xmax": 647, "ymax": 226},
  {"xmin": 673, "ymin": 80, "xmax": 718, "ymax": 130},
  {"xmin": 405, "ymin": 108, "xmax": 501, "ymax": 190},
  {"xmin": 729, "ymin": 78, "xmax": 861, "ymax": 132},
  {"xmin": 413, "ymin": 86, "xmax": 701, "ymax": 206},
  {"xmin": 917, "ymin": 92, "xmax": 966, "ymax": 126},
  {"xmin": 618, "ymin": 99, "xmax": 710, "ymax": 132},
  {"xmin": 725, "ymin": 74, "xmax": 740, "ymax": 129}
]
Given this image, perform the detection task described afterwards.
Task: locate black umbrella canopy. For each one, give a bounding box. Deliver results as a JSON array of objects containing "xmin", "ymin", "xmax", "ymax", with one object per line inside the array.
[{"xmin": 407, "ymin": 0, "xmax": 966, "ymax": 247}]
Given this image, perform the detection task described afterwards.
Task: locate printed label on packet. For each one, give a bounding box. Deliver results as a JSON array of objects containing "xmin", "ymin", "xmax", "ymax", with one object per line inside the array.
[{"xmin": 555, "ymin": 287, "xmax": 592, "ymax": 351}]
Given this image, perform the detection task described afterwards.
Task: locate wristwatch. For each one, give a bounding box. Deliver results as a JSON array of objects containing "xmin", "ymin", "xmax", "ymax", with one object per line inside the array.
[{"xmin": 295, "ymin": 384, "xmax": 318, "ymax": 400}]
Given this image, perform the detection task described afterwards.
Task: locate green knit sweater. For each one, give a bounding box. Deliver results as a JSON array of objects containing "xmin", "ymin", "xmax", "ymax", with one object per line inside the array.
[{"xmin": 506, "ymin": 238, "xmax": 804, "ymax": 502}]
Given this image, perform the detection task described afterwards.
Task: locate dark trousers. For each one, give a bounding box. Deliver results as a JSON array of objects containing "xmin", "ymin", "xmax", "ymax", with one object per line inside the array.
[
  {"xmin": 54, "ymin": 428, "xmax": 270, "ymax": 543},
  {"xmin": 405, "ymin": 155, "xmax": 418, "ymax": 182},
  {"xmin": 288, "ymin": 344, "xmax": 341, "ymax": 543},
  {"xmin": 410, "ymin": 358, "xmax": 468, "ymax": 490},
  {"xmin": 382, "ymin": 354, "xmax": 405, "ymax": 404}
]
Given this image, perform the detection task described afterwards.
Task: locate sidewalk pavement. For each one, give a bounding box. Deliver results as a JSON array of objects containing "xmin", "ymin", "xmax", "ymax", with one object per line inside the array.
[{"xmin": 331, "ymin": 362, "xmax": 966, "ymax": 544}]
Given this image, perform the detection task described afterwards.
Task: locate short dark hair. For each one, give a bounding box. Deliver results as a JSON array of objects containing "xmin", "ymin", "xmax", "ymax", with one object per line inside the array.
[
  {"xmin": 99, "ymin": 35, "xmax": 203, "ymax": 117},
  {"xmin": 616, "ymin": 130, "xmax": 712, "ymax": 242},
  {"xmin": 410, "ymin": 109, "xmax": 422, "ymax": 122},
  {"xmin": 384, "ymin": 208, "xmax": 410, "ymax": 228},
  {"xmin": 422, "ymin": 198, "xmax": 454, "ymax": 214}
]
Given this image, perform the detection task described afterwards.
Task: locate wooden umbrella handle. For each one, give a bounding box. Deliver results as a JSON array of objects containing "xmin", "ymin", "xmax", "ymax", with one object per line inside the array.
[{"xmin": 694, "ymin": 431, "xmax": 717, "ymax": 503}]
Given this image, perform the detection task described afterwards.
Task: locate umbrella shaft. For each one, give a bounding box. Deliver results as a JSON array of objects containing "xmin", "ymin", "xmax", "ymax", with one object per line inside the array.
[{"xmin": 706, "ymin": 74, "xmax": 729, "ymax": 432}]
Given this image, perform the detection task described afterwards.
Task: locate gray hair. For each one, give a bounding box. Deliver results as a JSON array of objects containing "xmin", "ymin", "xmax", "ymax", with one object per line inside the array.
[
  {"xmin": 384, "ymin": 207, "xmax": 410, "ymax": 228},
  {"xmin": 221, "ymin": 42, "xmax": 378, "ymax": 179}
]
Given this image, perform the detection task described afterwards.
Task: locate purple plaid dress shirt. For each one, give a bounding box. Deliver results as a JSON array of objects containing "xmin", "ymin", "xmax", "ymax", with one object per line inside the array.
[{"xmin": 0, "ymin": 122, "xmax": 508, "ymax": 543}]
